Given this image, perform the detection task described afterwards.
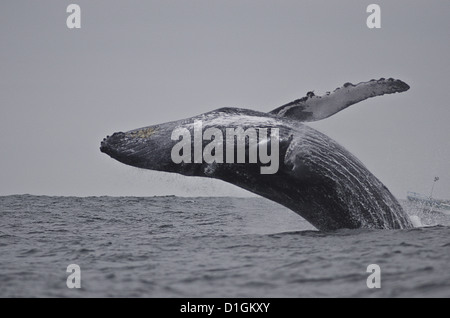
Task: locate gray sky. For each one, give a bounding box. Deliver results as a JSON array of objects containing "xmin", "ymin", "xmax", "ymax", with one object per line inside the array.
[{"xmin": 1, "ymin": 0, "xmax": 449, "ymax": 198}]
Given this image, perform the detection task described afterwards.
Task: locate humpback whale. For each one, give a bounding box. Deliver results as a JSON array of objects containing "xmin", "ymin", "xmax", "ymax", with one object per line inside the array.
[{"xmin": 100, "ymin": 78, "xmax": 413, "ymax": 231}]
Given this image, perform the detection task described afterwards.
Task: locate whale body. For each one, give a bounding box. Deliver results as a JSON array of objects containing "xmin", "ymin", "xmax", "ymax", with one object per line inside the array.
[{"xmin": 100, "ymin": 78, "xmax": 413, "ymax": 231}]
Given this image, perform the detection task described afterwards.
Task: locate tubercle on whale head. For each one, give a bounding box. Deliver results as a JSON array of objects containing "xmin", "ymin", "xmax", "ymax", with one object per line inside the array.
[{"xmin": 100, "ymin": 131, "xmax": 124, "ymax": 156}]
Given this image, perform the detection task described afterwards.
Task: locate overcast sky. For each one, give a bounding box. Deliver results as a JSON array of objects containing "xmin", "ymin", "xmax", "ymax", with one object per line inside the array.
[{"xmin": 1, "ymin": 1, "xmax": 449, "ymax": 198}]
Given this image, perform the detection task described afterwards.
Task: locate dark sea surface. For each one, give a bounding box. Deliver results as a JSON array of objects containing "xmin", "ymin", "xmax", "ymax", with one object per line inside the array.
[{"xmin": 0, "ymin": 195, "xmax": 449, "ymax": 298}]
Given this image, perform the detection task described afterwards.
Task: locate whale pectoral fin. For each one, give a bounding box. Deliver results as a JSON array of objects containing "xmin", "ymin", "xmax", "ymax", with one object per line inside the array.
[{"xmin": 269, "ymin": 78, "xmax": 410, "ymax": 122}]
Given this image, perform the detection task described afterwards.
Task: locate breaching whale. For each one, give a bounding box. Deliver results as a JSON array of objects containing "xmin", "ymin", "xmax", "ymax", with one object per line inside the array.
[{"xmin": 100, "ymin": 78, "xmax": 413, "ymax": 231}]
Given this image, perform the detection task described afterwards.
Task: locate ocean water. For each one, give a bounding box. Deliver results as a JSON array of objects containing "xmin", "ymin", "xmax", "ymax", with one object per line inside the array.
[{"xmin": 0, "ymin": 195, "xmax": 449, "ymax": 298}]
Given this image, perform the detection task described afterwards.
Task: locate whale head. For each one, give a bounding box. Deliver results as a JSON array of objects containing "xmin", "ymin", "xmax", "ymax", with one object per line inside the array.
[
  {"xmin": 100, "ymin": 108, "xmax": 282, "ymax": 178},
  {"xmin": 100, "ymin": 124, "xmax": 178, "ymax": 173}
]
